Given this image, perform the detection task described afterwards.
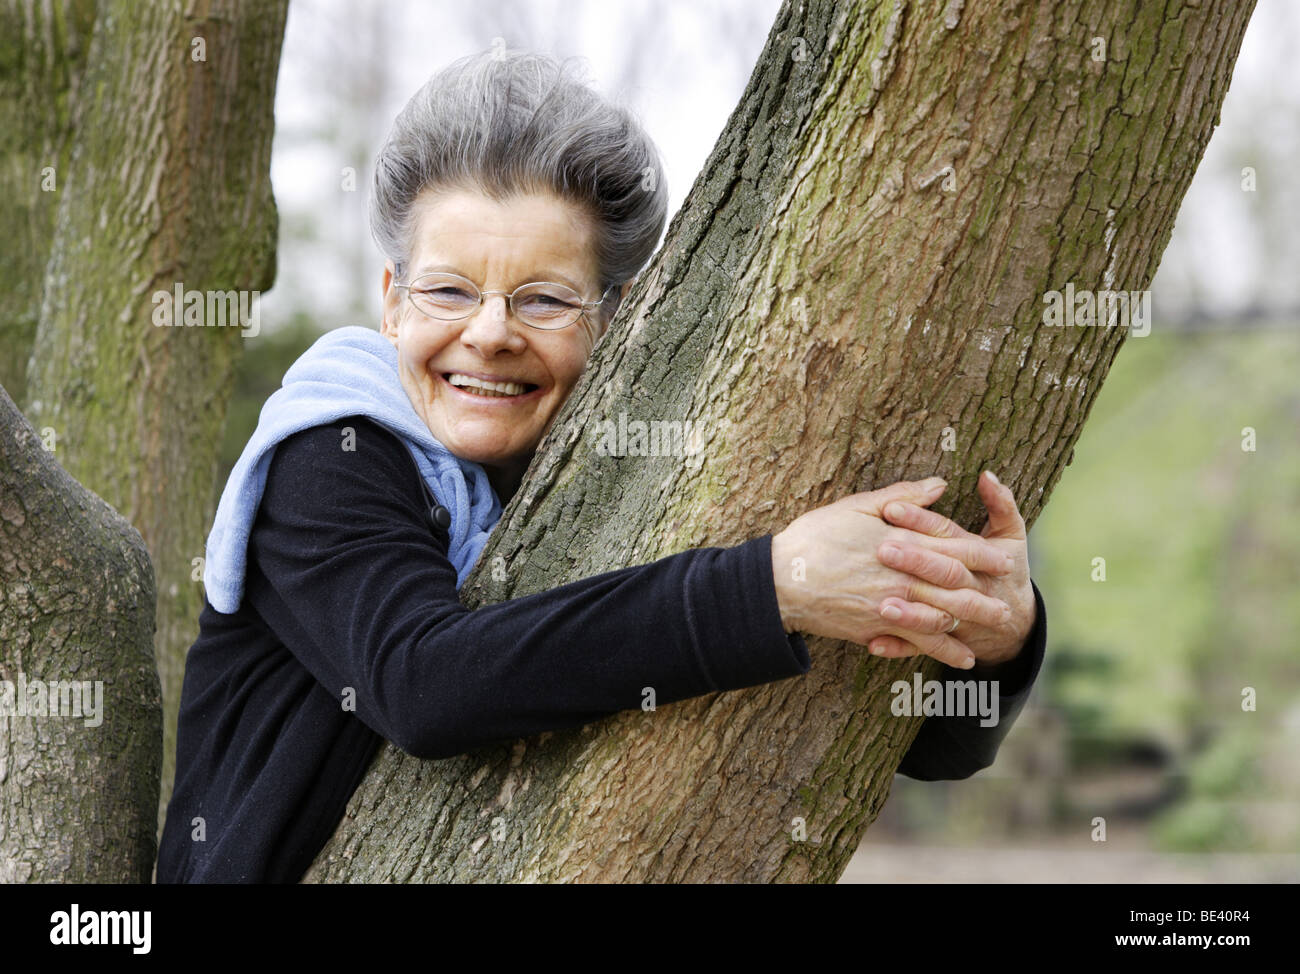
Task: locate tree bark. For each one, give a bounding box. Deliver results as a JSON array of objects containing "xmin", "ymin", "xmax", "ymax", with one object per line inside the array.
[
  {"xmin": 18, "ymin": 0, "xmax": 288, "ymax": 835},
  {"xmin": 0, "ymin": 385, "xmax": 160, "ymax": 883},
  {"xmin": 304, "ymin": 0, "xmax": 1256, "ymax": 883},
  {"xmin": 0, "ymin": 0, "xmax": 98, "ymax": 407}
]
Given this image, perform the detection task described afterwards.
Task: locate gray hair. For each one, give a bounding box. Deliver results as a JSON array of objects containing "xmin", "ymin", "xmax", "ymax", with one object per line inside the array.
[{"xmin": 370, "ymin": 50, "xmax": 668, "ymax": 318}]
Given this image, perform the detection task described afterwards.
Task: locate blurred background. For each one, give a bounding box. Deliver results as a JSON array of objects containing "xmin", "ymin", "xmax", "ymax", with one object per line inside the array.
[{"xmin": 228, "ymin": 0, "xmax": 1300, "ymax": 881}]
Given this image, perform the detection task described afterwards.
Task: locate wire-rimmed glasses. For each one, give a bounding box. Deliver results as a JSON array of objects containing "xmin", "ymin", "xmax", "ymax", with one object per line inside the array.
[{"xmin": 393, "ymin": 270, "xmax": 616, "ymax": 331}]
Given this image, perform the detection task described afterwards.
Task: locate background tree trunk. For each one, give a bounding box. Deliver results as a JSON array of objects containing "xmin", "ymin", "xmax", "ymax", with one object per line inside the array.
[
  {"xmin": 306, "ymin": 0, "xmax": 1255, "ymax": 882},
  {"xmin": 0, "ymin": 386, "xmax": 159, "ymax": 883},
  {"xmin": 15, "ymin": 0, "xmax": 288, "ymax": 836},
  {"xmin": 0, "ymin": 0, "xmax": 98, "ymax": 407}
]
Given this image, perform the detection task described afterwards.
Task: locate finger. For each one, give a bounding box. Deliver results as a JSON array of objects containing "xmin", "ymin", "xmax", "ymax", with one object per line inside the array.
[
  {"xmin": 868, "ymin": 634, "xmax": 919, "ymax": 658},
  {"xmin": 979, "ymin": 470, "xmax": 1027, "ymax": 540},
  {"xmin": 880, "ymin": 500, "xmax": 974, "ymax": 540},
  {"xmin": 911, "ymin": 535, "xmax": 1016, "ymax": 576},
  {"xmin": 901, "ymin": 578, "xmax": 1012, "ymax": 629},
  {"xmin": 903, "ymin": 630, "xmax": 977, "ymax": 669},
  {"xmin": 843, "ymin": 477, "xmax": 946, "ymax": 517},
  {"xmin": 878, "ymin": 541, "xmax": 976, "ymax": 590},
  {"xmin": 879, "ymin": 598, "xmax": 958, "ymax": 635}
]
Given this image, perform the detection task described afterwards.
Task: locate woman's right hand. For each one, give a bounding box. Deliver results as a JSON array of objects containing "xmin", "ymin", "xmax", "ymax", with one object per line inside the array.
[{"xmin": 769, "ymin": 477, "xmax": 1014, "ymax": 669}]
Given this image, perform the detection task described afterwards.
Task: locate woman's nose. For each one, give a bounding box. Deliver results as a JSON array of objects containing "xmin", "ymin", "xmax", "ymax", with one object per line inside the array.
[{"xmin": 459, "ymin": 294, "xmax": 524, "ymax": 353}]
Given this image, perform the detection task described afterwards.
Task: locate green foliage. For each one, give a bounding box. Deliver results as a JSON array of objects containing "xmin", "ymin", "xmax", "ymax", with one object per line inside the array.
[
  {"xmin": 1034, "ymin": 326, "xmax": 1300, "ymax": 852},
  {"xmin": 1152, "ymin": 799, "xmax": 1248, "ymax": 853}
]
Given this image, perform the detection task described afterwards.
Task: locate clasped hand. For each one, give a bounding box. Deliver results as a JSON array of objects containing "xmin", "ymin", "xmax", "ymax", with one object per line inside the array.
[{"xmin": 771, "ymin": 472, "xmax": 1036, "ymax": 670}]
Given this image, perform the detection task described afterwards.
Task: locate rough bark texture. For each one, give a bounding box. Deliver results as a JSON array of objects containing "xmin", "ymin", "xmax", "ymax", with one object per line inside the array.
[
  {"xmin": 0, "ymin": 0, "xmax": 97, "ymax": 406},
  {"xmin": 0, "ymin": 385, "xmax": 160, "ymax": 883},
  {"xmin": 19, "ymin": 0, "xmax": 288, "ymax": 835},
  {"xmin": 305, "ymin": 0, "xmax": 1256, "ymax": 883}
]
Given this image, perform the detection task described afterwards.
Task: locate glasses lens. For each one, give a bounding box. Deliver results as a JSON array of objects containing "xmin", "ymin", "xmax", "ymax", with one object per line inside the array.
[
  {"xmin": 513, "ymin": 283, "xmax": 583, "ymax": 329},
  {"xmin": 408, "ymin": 274, "xmax": 480, "ymax": 320}
]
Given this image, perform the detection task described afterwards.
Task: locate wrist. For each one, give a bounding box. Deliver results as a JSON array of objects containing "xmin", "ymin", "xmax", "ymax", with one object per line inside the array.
[
  {"xmin": 975, "ymin": 641, "xmax": 1022, "ymax": 669},
  {"xmin": 770, "ymin": 530, "xmax": 801, "ymax": 634},
  {"xmin": 980, "ymin": 591, "xmax": 1036, "ymax": 667}
]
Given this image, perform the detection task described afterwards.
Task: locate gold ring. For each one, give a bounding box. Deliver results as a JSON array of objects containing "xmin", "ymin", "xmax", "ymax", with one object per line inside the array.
[{"xmin": 946, "ymin": 616, "xmax": 960, "ymax": 633}]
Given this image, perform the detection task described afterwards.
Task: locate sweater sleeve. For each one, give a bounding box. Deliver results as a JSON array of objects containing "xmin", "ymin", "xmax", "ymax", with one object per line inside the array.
[
  {"xmin": 243, "ymin": 417, "xmax": 810, "ymax": 760},
  {"xmin": 895, "ymin": 578, "xmax": 1048, "ymax": 780}
]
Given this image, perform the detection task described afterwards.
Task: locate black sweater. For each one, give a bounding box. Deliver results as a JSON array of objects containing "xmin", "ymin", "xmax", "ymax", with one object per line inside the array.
[{"xmin": 156, "ymin": 416, "xmax": 1047, "ymax": 883}]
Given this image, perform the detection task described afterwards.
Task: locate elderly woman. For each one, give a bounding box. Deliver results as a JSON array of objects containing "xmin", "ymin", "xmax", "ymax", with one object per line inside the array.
[{"xmin": 158, "ymin": 51, "xmax": 1044, "ymax": 884}]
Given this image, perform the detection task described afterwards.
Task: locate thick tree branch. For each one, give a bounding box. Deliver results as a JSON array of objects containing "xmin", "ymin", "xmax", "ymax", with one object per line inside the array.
[{"xmin": 0, "ymin": 383, "xmax": 160, "ymax": 882}]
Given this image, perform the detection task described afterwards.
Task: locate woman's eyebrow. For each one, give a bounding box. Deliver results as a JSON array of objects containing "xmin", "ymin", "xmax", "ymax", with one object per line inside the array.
[
  {"xmin": 414, "ymin": 263, "xmax": 588, "ymax": 292},
  {"xmin": 526, "ymin": 270, "xmax": 584, "ymax": 291},
  {"xmin": 412, "ymin": 262, "xmax": 466, "ymax": 278}
]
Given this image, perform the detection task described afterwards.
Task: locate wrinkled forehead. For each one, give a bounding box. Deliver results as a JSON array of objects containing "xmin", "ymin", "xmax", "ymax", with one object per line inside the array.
[{"xmin": 400, "ymin": 184, "xmax": 600, "ymax": 293}]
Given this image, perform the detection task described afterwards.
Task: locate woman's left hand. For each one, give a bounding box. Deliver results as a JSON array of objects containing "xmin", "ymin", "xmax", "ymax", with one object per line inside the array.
[{"xmin": 870, "ymin": 470, "xmax": 1036, "ymax": 667}]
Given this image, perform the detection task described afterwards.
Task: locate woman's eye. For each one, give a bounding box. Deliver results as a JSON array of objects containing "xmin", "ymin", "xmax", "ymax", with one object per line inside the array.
[
  {"xmin": 421, "ymin": 286, "xmax": 475, "ymax": 302},
  {"xmin": 520, "ymin": 294, "xmax": 577, "ymax": 313}
]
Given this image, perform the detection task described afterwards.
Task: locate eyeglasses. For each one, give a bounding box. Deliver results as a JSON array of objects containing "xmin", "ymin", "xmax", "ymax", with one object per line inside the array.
[{"xmin": 392, "ymin": 270, "xmax": 617, "ymax": 332}]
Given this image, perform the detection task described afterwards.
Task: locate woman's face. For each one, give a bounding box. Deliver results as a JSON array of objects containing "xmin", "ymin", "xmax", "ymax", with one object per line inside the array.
[{"xmin": 381, "ymin": 186, "xmax": 606, "ymax": 494}]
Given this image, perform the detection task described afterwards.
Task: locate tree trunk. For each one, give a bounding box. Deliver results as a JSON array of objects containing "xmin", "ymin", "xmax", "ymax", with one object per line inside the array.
[
  {"xmin": 18, "ymin": 0, "xmax": 288, "ymax": 836},
  {"xmin": 0, "ymin": 385, "xmax": 160, "ymax": 883},
  {"xmin": 0, "ymin": 0, "xmax": 98, "ymax": 407},
  {"xmin": 304, "ymin": 0, "xmax": 1255, "ymax": 883}
]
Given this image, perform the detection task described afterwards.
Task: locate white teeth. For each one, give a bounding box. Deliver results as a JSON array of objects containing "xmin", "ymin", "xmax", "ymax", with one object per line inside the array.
[{"xmin": 447, "ymin": 373, "xmax": 528, "ymax": 396}]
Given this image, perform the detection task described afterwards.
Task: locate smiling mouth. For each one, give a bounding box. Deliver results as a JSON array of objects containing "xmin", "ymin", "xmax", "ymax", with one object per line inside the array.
[{"xmin": 440, "ymin": 373, "xmax": 541, "ymax": 400}]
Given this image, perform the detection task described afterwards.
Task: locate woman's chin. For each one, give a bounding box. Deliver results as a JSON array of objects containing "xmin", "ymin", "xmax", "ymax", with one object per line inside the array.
[{"xmin": 435, "ymin": 429, "xmax": 531, "ymax": 469}]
